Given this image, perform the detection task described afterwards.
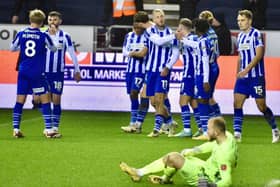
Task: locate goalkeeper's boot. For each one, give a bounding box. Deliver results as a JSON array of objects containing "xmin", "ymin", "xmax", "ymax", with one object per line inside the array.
[
  {"xmin": 148, "ymin": 175, "xmax": 173, "ymax": 184},
  {"xmin": 272, "ymin": 129, "xmax": 280, "ymax": 143},
  {"xmin": 147, "ymin": 130, "xmax": 160, "ymax": 137},
  {"xmin": 119, "ymin": 162, "xmax": 141, "ymax": 182},
  {"xmin": 13, "ymin": 130, "xmax": 24, "ymax": 138}
]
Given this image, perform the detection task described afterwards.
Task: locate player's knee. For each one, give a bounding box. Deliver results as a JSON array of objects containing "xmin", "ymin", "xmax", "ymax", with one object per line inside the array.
[
  {"xmin": 150, "ymin": 99, "xmax": 156, "ymax": 108},
  {"xmin": 164, "ymin": 152, "xmax": 185, "ymax": 169},
  {"xmin": 233, "ymin": 100, "xmax": 242, "ymax": 108},
  {"xmin": 130, "ymin": 90, "xmax": 139, "ymax": 99}
]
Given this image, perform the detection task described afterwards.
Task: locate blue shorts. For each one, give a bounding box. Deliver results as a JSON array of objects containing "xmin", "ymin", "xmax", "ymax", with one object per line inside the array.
[
  {"xmin": 180, "ymin": 77, "xmax": 195, "ymax": 97},
  {"xmin": 145, "ymin": 71, "xmax": 170, "ymax": 97},
  {"xmin": 209, "ymin": 63, "xmax": 219, "ymax": 97},
  {"xmin": 234, "ymin": 77, "xmax": 266, "ymax": 98},
  {"xmin": 45, "ymin": 72, "xmax": 64, "ymax": 95},
  {"xmin": 194, "ymin": 75, "xmax": 211, "ymax": 99},
  {"xmin": 126, "ymin": 72, "xmax": 145, "ymax": 94},
  {"xmin": 17, "ymin": 72, "xmax": 49, "ymax": 95}
]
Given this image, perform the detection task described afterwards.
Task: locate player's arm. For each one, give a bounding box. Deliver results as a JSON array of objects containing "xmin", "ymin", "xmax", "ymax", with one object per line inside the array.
[
  {"xmin": 181, "ymin": 141, "xmax": 215, "ymax": 157},
  {"xmin": 200, "ymin": 40, "xmax": 210, "ymax": 92},
  {"xmin": 148, "ymin": 33, "xmax": 175, "ymax": 46},
  {"xmin": 45, "ymin": 33, "xmax": 57, "ymax": 52},
  {"xmin": 181, "ymin": 37, "xmax": 198, "ymax": 49},
  {"xmin": 122, "ymin": 34, "xmax": 130, "ymax": 57},
  {"xmin": 10, "ymin": 32, "xmax": 20, "ymax": 51},
  {"xmin": 65, "ymin": 34, "xmax": 81, "ymax": 82},
  {"xmin": 129, "ymin": 46, "xmax": 148, "ymax": 58},
  {"xmin": 145, "ymin": 27, "xmax": 175, "ymax": 46},
  {"xmin": 236, "ymin": 54, "xmax": 241, "ymax": 78},
  {"xmin": 165, "ymin": 45, "xmax": 180, "ymax": 69},
  {"xmin": 160, "ymin": 44, "xmax": 179, "ymax": 77}
]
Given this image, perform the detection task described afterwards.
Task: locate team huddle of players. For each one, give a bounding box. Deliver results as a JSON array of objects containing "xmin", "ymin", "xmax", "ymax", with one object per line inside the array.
[
  {"xmin": 120, "ymin": 9, "xmax": 279, "ymax": 144},
  {"xmin": 119, "ymin": 8, "xmax": 279, "ymax": 187}
]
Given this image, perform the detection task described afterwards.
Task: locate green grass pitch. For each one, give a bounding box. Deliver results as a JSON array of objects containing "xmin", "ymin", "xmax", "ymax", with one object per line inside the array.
[{"xmin": 0, "ymin": 109, "xmax": 279, "ymax": 187}]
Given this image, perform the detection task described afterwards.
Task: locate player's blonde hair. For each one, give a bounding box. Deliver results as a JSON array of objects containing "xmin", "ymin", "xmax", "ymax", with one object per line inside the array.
[
  {"xmin": 179, "ymin": 18, "xmax": 192, "ymax": 29},
  {"xmin": 210, "ymin": 117, "xmax": 226, "ymax": 133},
  {"xmin": 238, "ymin": 9, "xmax": 253, "ymax": 20},
  {"xmin": 199, "ymin": 10, "xmax": 214, "ymax": 24},
  {"xmin": 29, "ymin": 9, "xmax": 46, "ymax": 25}
]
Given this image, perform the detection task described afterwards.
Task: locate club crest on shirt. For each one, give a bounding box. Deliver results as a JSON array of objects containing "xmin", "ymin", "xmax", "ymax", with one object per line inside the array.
[{"xmin": 221, "ymin": 164, "xmax": 227, "ymax": 171}]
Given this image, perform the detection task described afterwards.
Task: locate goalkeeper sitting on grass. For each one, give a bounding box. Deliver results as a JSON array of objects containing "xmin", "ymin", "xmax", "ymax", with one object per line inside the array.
[{"xmin": 120, "ymin": 116, "xmax": 238, "ymax": 187}]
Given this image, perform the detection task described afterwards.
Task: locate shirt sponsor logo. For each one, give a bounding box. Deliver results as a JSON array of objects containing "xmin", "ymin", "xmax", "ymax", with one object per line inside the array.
[{"xmin": 32, "ymin": 87, "xmax": 45, "ymax": 93}]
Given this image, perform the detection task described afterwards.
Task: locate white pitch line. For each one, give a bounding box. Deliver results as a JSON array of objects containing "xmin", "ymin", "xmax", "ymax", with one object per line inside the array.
[{"xmin": 0, "ymin": 117, "xmax": 42, "ymax": 128}]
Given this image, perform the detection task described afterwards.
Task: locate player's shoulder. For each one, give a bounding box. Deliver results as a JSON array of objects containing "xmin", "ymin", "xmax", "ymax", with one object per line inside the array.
[
  {"xmin": 165, "ymin": 25, "xmax": 172, "ymax": 31},
  {"xmin": 126, "ymin": 31, "xmax": 135, "ymax": 37},
  {"xmin": 251, "ymin": 27, "xmax": 262, "ymax": 38},
  {"xmin": 59, "ymin": 29, "xmax": 70, "ymax": 38},
  {"xmin": 187, "ymin": 33, "xmax": 198, "ymax": 41}
]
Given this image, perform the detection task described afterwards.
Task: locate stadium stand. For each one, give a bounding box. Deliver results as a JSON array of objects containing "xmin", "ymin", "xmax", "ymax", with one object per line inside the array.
[
  {"xmin": 266, "ymin": 0, "xmax": 280, "ymax": 30},
  {"xmin": 0, "ymin": 0, "xmax": 279, "ymax": 30}
]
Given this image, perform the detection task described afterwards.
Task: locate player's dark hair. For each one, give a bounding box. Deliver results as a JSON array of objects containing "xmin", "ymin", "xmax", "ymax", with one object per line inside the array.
[
  {"xmin": 193, "ymin": 18, "xmax": 209, "ymax": 35},
  {"xmin": 48, "ymin": 11, "xmax": 62, "ymax": 19},
  {"xmin": 134, "ymin": 11, "xmax": 149, "ymax": 23},
  {"xmin": 179, "ymin": 18, "xmax": 192, "ymax": 29},
  {"xmin": 238, "ymin": 9, "xmax": 253, "ymax": 20},
  {"xmin": 212, "ymin": 117, "xmax": 226, "ymax": 133}
]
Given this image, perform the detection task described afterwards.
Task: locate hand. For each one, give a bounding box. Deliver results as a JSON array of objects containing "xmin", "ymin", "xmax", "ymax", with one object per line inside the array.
[
  {"xmin": 203, "ymin": 82, "xmax": 210, "ymax": 92},
  {"xmin": 74, "ymin": 72, "xmax": 81, "ymax": 82},
  {"xmin": 48, "ymin": 24, "xmax": 57, "ymax": 35},
  {"xmin": 198, "ymin": 179, "xmax": 217, "ymax": 187},
  {"xmin": 180, "ymin": 148, "xmax": 193, "ymax": 157},
  {"xmin": 198, "ymin": 177, "xmax": 209, "ymax": 187},
  {"xmin": 129, "ymin": 51, "xmax": 135, "ymax": 57},
  {"xmin": 12, "ymin": 16, "xmax": 19, "ymax": 24},
  {"xmin": 160, "ymin": 67, "xmax": 169, "ymax": 77},
  {"xmin": 237, "ymin": 70, "xmax": 247, "ymax": 78}
]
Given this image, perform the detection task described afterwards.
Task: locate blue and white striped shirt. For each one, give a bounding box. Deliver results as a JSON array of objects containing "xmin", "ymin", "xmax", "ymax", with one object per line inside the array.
[
  {"xmin": 45, "ymin": 29, "xmax": 80, "ymax": 73},
  {"xmin": 206, "ymin": 27, "xmax": 219, "ymax": 64},
  {"xmin": 196, "ymin": 34, "xmax": 211, "ymax": 83},
  {"xmin": 144, "ymin": 25, "xmax": 173, "ymax": 72},
  {"xmin": 181, "ymin": 33, "xmax": 198, "ymax": 79},
  {"xmin": 237, "ymin": 27, "xmax": 265, "ymax": 78},
  {"xmin": 123, "ymin": 31, "xmax": 147, "ymax": 74}
]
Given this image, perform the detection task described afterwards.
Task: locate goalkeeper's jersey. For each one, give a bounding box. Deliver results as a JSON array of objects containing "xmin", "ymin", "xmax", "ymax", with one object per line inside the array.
[{"xmin": 202, "ymin": 132, "xmax": 238, "ymax": 186}]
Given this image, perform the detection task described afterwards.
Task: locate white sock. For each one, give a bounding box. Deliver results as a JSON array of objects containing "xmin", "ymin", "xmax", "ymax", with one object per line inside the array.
[{"xmin": 183, "ymin": 128, "xmax": 191, "ymax": 133}]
